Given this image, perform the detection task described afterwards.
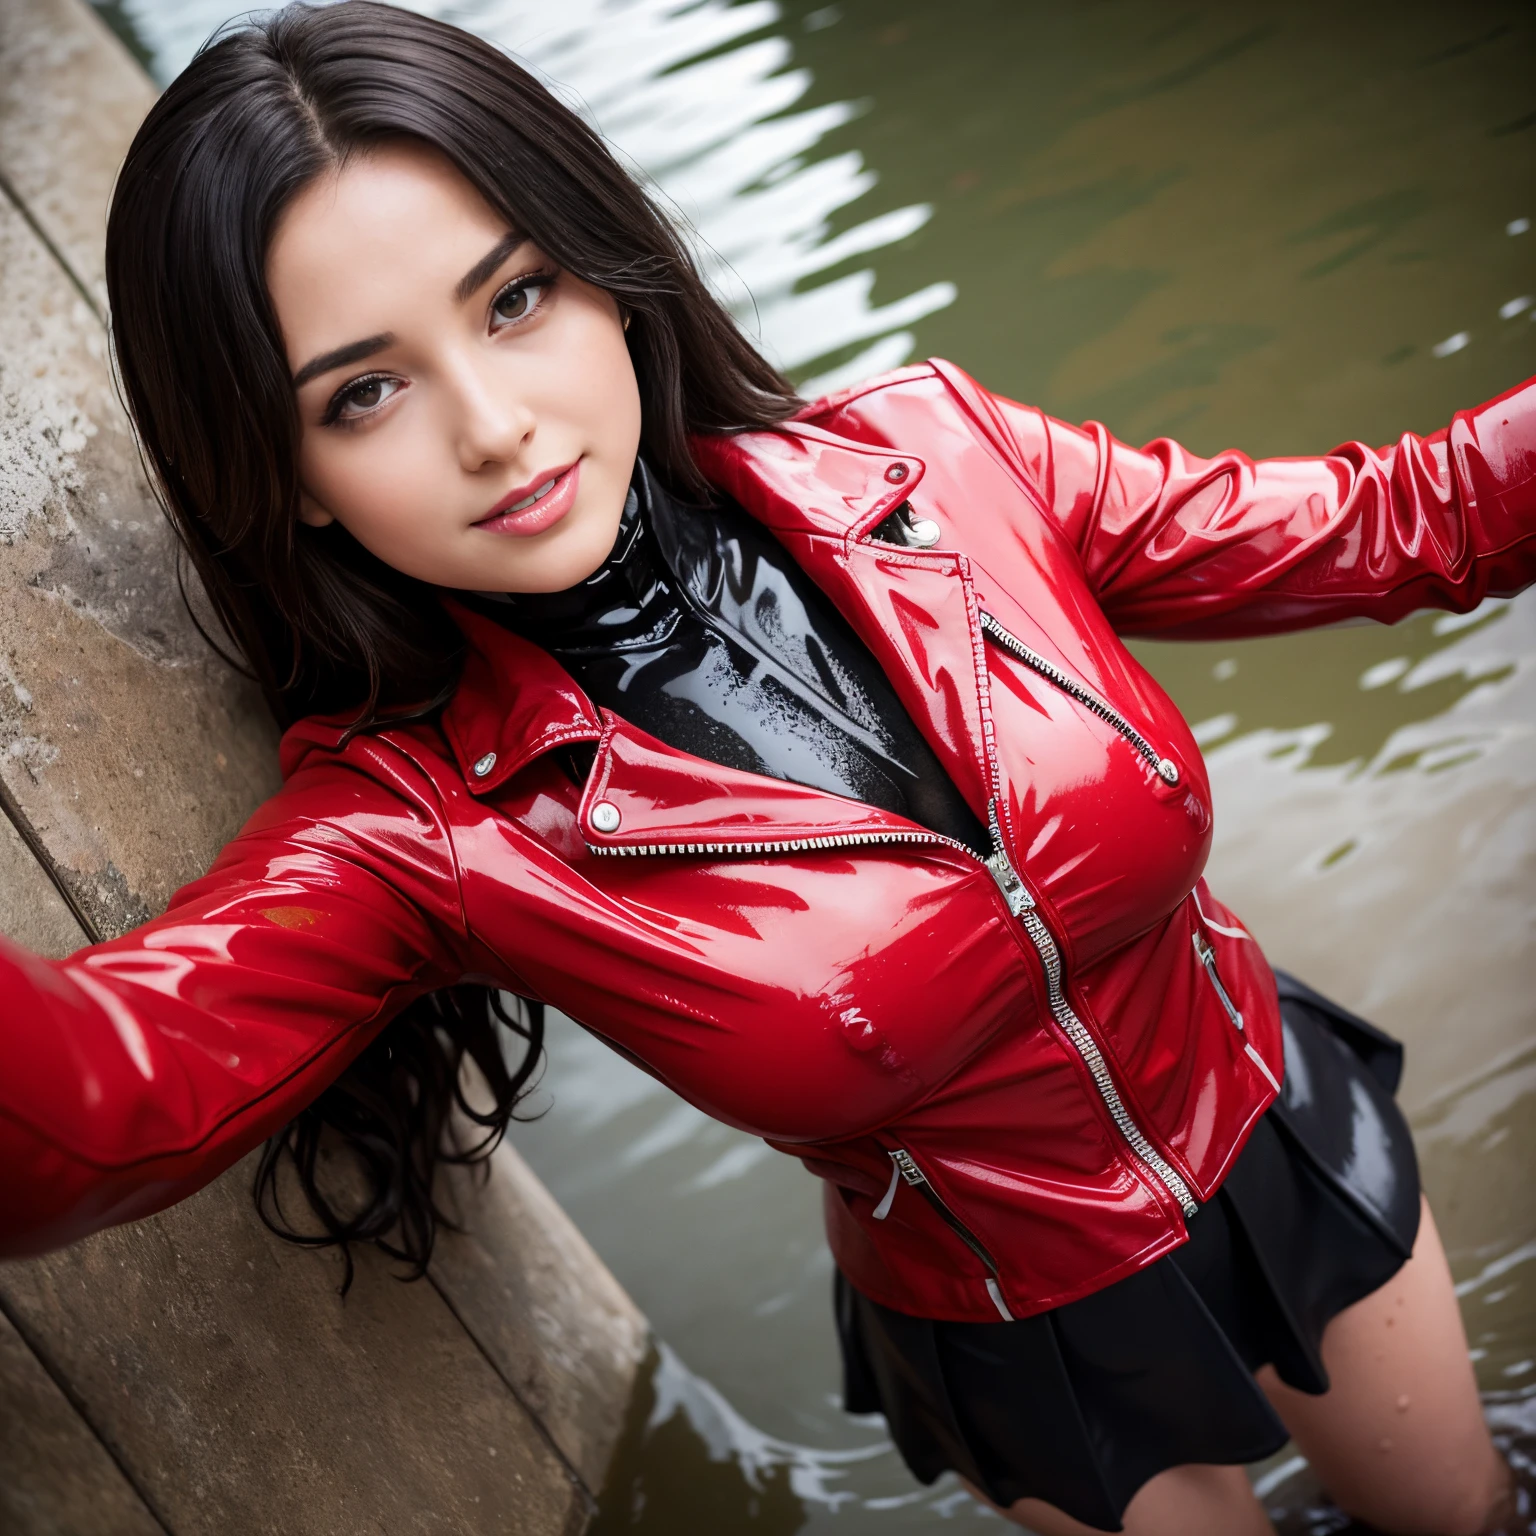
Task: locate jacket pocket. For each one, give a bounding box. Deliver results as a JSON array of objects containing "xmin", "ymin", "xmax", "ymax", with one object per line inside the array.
[
  {"xmin": 876, "ymin": 1147, "xmax": 1014, "ymax": 1320},
  {"xmin": 1193, "ymin": 931, "xmax": 1244, "ymax": 1031},
  {"xmin": 1194, "ymin": 930, "xmax": 1281, "ymax": 1095}
]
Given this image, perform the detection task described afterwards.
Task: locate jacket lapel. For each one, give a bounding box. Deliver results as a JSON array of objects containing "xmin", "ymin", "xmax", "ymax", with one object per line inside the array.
[
  {"xmin": 440, "ymin": 601, "xmax": 604, "ymax": 793},
  {"xmin": 577, "ymin": 715, "xmax": 943, "ymax": 853},
  {"xmin": 695, "ymin": 424, "xmax": 997, "ymax": 820},
  {"xmin": 442, "ymin": 422, "xmax": 998, "ymax": 848}
]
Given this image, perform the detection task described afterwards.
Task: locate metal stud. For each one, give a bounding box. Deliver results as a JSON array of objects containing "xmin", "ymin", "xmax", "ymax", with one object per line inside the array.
[
  {"xmin": 473, "ymin": 752, "xmax": 497, "ymax": 778},
  {"xmin": 905, "ymin": 517, "xmax": 942, "ymax": 548},
  {"xmin": 589, "ymin": 801, "xmax": 622, "ymax": 834},
  {"xmin": 884, "ymin": 462, "xmax": 910, "ymax": 483}
]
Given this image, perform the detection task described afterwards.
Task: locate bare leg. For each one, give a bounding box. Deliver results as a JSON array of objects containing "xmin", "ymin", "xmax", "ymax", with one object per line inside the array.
[
  {"xmin": 961, "ymin": 1464, "xmax": 1273, "ymax": 1535},
  {"xmin": 1260, "ymin": 1196, "xmax": 1514, "ymax": 1536}
]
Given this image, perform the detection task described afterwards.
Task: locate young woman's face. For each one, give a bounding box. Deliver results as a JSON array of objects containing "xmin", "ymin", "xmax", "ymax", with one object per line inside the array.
[{"xmin": 267, "ymin": 141, "xmax": 642, "ymax": 594}]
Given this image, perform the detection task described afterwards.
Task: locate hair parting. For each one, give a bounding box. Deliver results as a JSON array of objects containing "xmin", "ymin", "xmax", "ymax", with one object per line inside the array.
[
  {"xmin": 106, "ymin": 0, "xmax": 800, "ymax": 1283},
  {"xmin": 107, "ymin": 0, "xmax": 798, "ymax": 734}
]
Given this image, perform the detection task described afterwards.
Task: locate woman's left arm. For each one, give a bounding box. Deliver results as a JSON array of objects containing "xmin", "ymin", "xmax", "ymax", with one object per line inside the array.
[{"xmin": 952, "ymin": 363, "xmax": 1536, "ymax": 637}]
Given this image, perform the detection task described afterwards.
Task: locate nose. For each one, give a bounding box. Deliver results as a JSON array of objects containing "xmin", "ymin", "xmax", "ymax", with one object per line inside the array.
[{"xmin": 446, "ymin": 350, "xmax": 535, "ymax": 473}]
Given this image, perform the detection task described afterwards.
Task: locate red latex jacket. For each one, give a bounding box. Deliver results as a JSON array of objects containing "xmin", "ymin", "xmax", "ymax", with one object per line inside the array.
[{"xmin": 4, "ymin": 361, "xmax": 1534, "ymax": 1322}]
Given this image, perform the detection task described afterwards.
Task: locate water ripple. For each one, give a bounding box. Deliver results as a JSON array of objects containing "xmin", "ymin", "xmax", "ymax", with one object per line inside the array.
[{"xmin": 123, "ymin": 0, "xmax": 954, "ymax": 385}]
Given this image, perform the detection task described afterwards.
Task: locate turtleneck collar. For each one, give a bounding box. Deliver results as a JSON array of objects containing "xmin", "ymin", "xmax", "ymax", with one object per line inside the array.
[
  {"xmin": 473, "ymin": 460, "xmax": 683, "ymax": 654},
  {"xmin": 454, "ymin": 455, "xmax": 989, "ymax": 855}
]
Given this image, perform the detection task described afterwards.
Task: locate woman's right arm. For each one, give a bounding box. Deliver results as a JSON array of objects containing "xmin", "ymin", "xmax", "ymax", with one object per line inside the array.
[{"xmin": 0, "ymin": 754, "xmax": 470, "ymax": 1258}]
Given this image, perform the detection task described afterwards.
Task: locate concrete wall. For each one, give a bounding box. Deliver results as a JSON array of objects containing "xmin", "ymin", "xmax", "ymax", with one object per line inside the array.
[{"xmin": 0, "ymin": 1, "xmax": 647, "ymax": 1530}]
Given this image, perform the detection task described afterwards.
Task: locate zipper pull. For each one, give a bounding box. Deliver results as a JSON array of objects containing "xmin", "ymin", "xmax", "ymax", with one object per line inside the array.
[
  {"xmin": 984, "ymin": 800, "xmax": 1035, "ymax": 916},
  {"xmin": 890, "ymin": 1148, "xmax": 928, "ymax": 1186},
  {"xmin": 1193, "ymin": 933, "xmax": 1245, "ymax": 1030},
  {"xmin": 986, "ymin": 851, "xmax": 1034, "ymax": 916}
]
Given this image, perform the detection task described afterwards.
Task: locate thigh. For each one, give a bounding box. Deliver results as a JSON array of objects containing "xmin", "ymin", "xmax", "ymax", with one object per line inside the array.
[
  {"xmin": 1258, "ymin": 1197, "xmax": 1512, "ymax": 1536},
  {"xmin": 963, "ymin": 1465, "xmax": 1273, "ymax": 1536}
]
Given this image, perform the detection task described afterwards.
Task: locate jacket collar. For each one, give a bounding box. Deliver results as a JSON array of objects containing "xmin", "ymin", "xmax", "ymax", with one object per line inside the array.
[
  {"xmin": 691, "ymin": 420, "xmax": 924, "ymax": 544},
  {"xmin": 697, "ymin": 421, "xmax": 994, "ymax": 817},
  {"xmin": 439, "ymin": 600, "xmax": 603, "ymax": 793},
  {"xmin": 440, "ymin": 422, "xmax": 993, "ymax": 833},
  {"xmin": 575, "ymin": 714, "xmax": 940, "ymax": 853}
]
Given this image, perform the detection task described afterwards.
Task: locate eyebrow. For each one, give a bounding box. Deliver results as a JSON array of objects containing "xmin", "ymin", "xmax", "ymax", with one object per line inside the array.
[
  {"xmin": 292, "ymin": 333, "xmax": 394, "ymax": 389},
  {"xmin": 290, "ymin": 231, "xmax": 527, "ymax": 390},
  {"xmin": 455, "ymin": 230, "xmax": 526, "ymax": 302}
]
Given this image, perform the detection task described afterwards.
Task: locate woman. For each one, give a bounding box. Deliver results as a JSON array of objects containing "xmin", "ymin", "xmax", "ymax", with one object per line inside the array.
[{"xmin": 0, "ymin": 4, "xmax": 1527, "ymax": 1531}]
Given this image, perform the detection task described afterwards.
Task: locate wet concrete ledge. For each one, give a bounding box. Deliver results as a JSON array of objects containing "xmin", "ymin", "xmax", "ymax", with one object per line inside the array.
[{"xmin": 0, "ymin": 1, "xmax": 648, "ymax": 1530}]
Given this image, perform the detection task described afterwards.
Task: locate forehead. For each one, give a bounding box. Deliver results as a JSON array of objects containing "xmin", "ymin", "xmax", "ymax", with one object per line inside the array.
[{"xmin": 265, "ymin": 143, "xmax": 510, "ymax": 358}]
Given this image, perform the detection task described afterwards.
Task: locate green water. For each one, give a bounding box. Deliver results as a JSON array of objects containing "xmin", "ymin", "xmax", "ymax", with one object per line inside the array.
[{"xmin": 107, "ymin": 1, "xmax": 1536, "ymax": 1529}]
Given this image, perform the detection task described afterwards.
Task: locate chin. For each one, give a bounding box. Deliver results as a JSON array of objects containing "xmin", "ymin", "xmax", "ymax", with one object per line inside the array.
[{"xmin": 515, "ymin": 507, "xmax": 623, "ymax": 593}]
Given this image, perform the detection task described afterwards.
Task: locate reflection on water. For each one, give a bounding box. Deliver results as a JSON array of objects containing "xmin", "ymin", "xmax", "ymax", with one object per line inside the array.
[
  {"xmin": 1136, "ymin": 599, "xmax": 1520, "ymax": 775},
  {"xmin": 106, "ymin": 0, "xmax": 1536, "ymax": 1529},
  {"xmin": 111, "ymin": 0, "xmax": 957, "ymax": 392},
  {"xmin": 593, "ymin": 1343, "xmax": 899, "ymax": 1535}
]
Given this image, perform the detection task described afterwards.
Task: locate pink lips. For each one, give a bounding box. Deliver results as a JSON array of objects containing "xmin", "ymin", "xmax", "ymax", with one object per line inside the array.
[{"xmin": 474, "ymin": 460, "xmax": 581, "ymax": 537}]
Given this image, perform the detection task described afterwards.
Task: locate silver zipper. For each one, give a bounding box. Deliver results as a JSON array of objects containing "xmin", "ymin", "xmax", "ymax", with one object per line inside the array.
[
  {"xmin": 979, "ymin": 612, "xmax": 1180, "ymax": 786},
  {"xmin": 1193, "ymin": 933, "xmax": 1244, "ymax": 1031},
  {"xmin": 889, "ymin": 1150, "xmax": 1001, "ymax": 1272},
  {"xmin": 584, "ymin": 610, "xmax": 1199, "ymax": 1220},
  {"xmin": 584, "ymin": 827, "xmax": 977, "ymax": 858},
  {"xmin": 588, "ymin": 802, "xmax": 1198, "ymax": 1219},
  {"xmin": 985, "ymin": 805, "xmax": 1199, "ymax": 1218},
  {"xmin": 889, "ymin": 1149, "xmax": 1014, "ymax": 1321}
]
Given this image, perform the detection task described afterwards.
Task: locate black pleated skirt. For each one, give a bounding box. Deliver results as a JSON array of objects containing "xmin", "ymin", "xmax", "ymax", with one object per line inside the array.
[{"xmin": 835, "ymin": 973, "xmax": 1423, "ymax": 1532}]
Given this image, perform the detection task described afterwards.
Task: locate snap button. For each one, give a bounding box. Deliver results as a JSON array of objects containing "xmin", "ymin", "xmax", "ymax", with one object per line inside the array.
[
  {"xmin": 884, "ymin": 462, "xmax": 910, "ymax": 484},
  {"xmin": 906, "ymin": 517, "xmax": 941, "ymax": 548},
  {"xmin": 589, "ymin": 801, "xmax": 622, "ymax": 834},
  {"xmin": 472, "ymin": 752, "xmax": 497, "ymax": 778}
]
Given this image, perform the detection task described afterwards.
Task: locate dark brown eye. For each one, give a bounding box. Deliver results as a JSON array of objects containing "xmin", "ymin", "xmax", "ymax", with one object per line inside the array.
[
  {"xmin": 326, "ymin": 373, "xmax": 401, "ymax": 424},
  {"xmin": 493, "ymin": 285, "xmax": 530, "ymax": 323},
  {"xmin": 489, "ymin": 275, "xmax": 552, "ymax": 330},
  {"xmin": 348, "ymin": 378, "xmax": 386, "ymax": 410}
]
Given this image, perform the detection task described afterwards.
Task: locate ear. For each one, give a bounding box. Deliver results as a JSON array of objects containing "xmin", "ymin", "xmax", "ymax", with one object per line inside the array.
[{"xmin": 297, "ymin": 489, "xmax": 336, "ymax": 528}]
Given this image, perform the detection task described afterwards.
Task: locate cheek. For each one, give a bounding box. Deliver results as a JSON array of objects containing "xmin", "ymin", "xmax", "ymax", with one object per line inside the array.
[
  {"xmin": 299, "ymin": 417, "xmax": 447, "ymax": 553},
  {"xmin": 593, "ymin": 327, "xmax": 642, "ymax": 428},
  {"xmin": 542, "ymin": 296, "xmax": 641, "ymax": 455}
]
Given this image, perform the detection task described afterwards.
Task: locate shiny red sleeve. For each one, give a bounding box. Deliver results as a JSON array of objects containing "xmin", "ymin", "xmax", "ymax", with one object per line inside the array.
[
  {"xmin": 0, "ymin": 757, "xmax": 469, "ymax": 1258},
  {"xmin": 970, "ymin": 367, "xmax": 1536, "ymax": 636}
]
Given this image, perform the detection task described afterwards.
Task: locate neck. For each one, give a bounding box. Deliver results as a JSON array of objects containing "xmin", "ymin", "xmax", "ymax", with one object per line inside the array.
[{"xmin": 474, "ymin": 461, "xmax": 683, "ymax": 651}]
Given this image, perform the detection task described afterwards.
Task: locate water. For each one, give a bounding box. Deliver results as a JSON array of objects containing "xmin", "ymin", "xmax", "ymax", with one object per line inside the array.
[{"xmin": 103, "ymin": 1, "xmax": 1536, "ymax": 1528}]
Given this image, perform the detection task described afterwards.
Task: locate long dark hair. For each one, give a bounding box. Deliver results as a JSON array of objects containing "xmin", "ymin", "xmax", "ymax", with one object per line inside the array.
[{"xmin": 106, "ymin": 0, "xmax": 800, "ymax": 1286}]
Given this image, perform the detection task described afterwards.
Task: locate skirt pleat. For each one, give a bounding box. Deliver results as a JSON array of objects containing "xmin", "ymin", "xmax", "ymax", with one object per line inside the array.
[{"xmin": 835, "ymin": 973, "xmax": 1422, "ymax": 1531}]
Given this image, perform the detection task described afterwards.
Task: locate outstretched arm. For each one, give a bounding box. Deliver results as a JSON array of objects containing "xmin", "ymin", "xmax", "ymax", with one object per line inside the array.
[
  {"xmin": 0, "ymin": 756, "xmax": 469, "ymax": 1258},
  {"xmin": 938, "ymin": 360, "xmax": 1536, "ymax": 637}
]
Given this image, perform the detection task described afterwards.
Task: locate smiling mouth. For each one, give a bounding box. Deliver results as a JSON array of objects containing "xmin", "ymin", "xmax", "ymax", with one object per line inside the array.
[
  {"xmin": 474, "ymin": 460, "xmax": 582, "ymax": 538},
  {"xmin": 502, "ymin": 478, "xmax": 557, "ymax": 514}
]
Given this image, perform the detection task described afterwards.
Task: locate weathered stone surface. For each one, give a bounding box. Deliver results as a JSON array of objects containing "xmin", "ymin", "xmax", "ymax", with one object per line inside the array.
[
  {"xmin": 0, "ymin": 806, "xmax": 87, "ymax": 958},
  {"xmin": 0, "ymin": 1151, "xmax": 588, "ymax": 1536},
  {"xmin": 0, "ymin": 9, "xmax": 641, "ymax": 1531},
  {"xmin": 0, "ymin": 0, "xmax": 155, "ymax": 313},
  {"xmin": 0, "ymin": 182, "xmax": 280, "ymax": 942},
  {"xmin": 435, "ymin": 1144, "xmax": 650, "ymax": 1493},
  {"xmin": 0, "ymin": 1306, "xmax": 165, "ymax": 1535}
]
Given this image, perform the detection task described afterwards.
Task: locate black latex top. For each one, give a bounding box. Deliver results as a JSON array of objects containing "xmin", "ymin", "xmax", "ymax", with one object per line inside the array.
[{"xmin": 479, "ymin": 462, "xmax": 989, "ymax": 856}]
